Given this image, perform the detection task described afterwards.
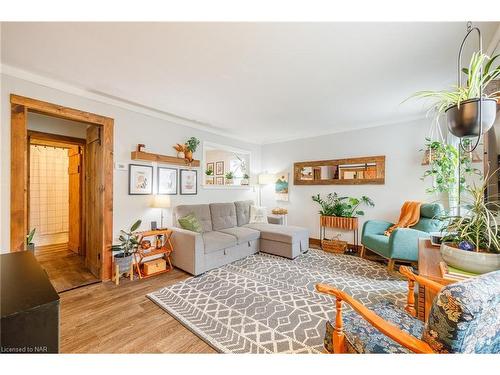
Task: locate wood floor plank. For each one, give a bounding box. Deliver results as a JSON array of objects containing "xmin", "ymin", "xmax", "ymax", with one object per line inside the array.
[
  {"xmin": 59, "ymin": 268, "xmax": 215, "ymax": 353},
  {"xmin": 35, "ymin": 243, "xmax": 99, "ymax": 292}
]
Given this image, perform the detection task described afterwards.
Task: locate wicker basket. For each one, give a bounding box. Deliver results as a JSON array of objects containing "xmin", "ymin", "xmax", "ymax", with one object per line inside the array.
[{"xmin": 321, "ymin": 238, "xmax": 348, "ymax": 253}]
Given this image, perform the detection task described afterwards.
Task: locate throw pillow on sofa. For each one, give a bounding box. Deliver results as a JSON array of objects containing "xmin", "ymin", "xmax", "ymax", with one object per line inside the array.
[
  {"xmin": 178, "ymin": 213, "xmax": 203, "ymax": 233},
  {"xmin": 249, "ymin": 205, "xmax": 268, "ymax": 224}
]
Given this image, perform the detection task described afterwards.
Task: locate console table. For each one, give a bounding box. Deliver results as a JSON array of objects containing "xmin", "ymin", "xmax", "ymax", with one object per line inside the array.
[
  {"xmin": 1, "ymin": 251, "xmax": 60, "ymax": 353},
  {"xmin": 417, "ymin": 239, "xmax": 454, "ymax": 321}
]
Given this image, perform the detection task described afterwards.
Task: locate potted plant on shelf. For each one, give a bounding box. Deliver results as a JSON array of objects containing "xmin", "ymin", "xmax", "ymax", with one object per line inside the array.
[
  {"xmin": 225, "ymin": 171, "xmax": 234, "ymax": 185},
  {"xmin": 173, "ymin": 137, "xmax": 200, "ymax": 163},
  {"xmin": 115, "ymin": 219, "xmax": 142, "ymax": 273},
  {"xmin": 185, "ymin": 137, "xmax": 200, "ymax": 161},
  {"xmin": 205, "ymin": 168, "xmax": 214, "ymax": 184},
  {"xmin": 439, "ymin": 174, "xmax": 500, "ymax": 274},
  {"xmin": 26, "ymin": 228, "xmax": 36, "ymax": 252},
  {"xmin": 241, "ymin": 173, "xmax": 250, "ymax": 186},
  {"xmin": 411, "ymin": 52, "xmax": 500, "ymax": 138}
]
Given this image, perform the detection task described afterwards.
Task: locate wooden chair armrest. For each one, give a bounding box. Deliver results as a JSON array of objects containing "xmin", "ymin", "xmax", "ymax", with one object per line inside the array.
[
  {"xmin": 316, "ymin": 283, "xmax": 434, "ymax": 354},
  {"xmin": 399, "ymin": 266, "xmax": 444, "ymax": 294}
]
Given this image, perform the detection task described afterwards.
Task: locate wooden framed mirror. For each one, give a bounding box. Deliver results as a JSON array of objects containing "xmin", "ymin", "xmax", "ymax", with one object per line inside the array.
[{"xmin": 293, "ymin": 155, "xmax": 385, "ymax": 185}]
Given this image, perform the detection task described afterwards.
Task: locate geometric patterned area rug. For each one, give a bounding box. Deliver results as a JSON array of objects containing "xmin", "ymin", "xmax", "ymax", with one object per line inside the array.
[{"xmin": 147, "ymin": 249, "xmax": 407, "ymax": 353}]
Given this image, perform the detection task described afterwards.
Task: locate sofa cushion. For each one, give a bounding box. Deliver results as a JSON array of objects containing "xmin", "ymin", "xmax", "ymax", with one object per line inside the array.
[
  {"xmin": 209, "ymin": 203, "xmax": 238, "ymax": 230},
  {"xmin": 362, "ymin": 233, "xmax": 391, "ymax": 258},
  {"xmin": 234, "ymin": 200, "xmax": 253, "ymax": 226},
  {"xmin": 219, "ymin": 227, "xmax": 260, "ymax": 244},
  {"xmin": 202, "ymin": 231, "xmax": 237, "ymax": 254},
  {"xmin": 420, "ymin": 203, "xmax": 444, "ymax": 219},
  {"xmin": 243, "ymin": 223, "xmax": 308, "ymax": 244},
  {"xmin": 177, "ymin": 213, "xmax": 203, "ymax": 233},
  {"xmin": 174, "ymin": 204, "xmax": 212, "ymax": 232},
  {"xmin": 249, "ymin": 205, "xmax": 268, "ymax": 223}
]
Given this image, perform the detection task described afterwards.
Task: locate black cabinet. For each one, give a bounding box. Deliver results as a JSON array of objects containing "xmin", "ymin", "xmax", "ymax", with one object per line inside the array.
[{"xmin": 1, "ymin": 251, "xmax": 60, "ymax": 353}]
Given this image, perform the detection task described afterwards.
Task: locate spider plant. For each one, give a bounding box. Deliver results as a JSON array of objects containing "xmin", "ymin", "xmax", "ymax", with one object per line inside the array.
[
  {"xmin": 312, "ymin": 193, "xmax": 375, "ymax": 218},
  {"xmin": 410, "ymin": 52, "xmax": 500, "ymax": 116},
  {"xmin": 442, "ymin": 172, "xmax": 500, "ymax": 253}
]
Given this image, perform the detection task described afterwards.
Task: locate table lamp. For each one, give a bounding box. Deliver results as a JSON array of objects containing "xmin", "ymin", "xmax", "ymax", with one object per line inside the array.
[{"xmin": 151, "ymin": 195, "xmax": 171, "ymax": 229}]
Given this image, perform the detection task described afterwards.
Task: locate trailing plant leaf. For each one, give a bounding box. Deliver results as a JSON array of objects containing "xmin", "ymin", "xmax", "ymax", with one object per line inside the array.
[{"xmin": 421, "ymin": 138, "xmax": 480, "ymax": 194}]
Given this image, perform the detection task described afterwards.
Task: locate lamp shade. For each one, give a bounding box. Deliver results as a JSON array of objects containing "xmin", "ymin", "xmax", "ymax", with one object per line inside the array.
[
  {"xmin": 258, "ymin": 173, "xmax": 275, "ymax": 185},
  {"xmin": 151, "ymin": 195, "xmax": 171, "ymax": 208}
]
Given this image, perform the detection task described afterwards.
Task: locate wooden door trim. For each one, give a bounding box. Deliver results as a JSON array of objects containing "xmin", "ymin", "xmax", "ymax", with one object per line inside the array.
[
  {"xmin": 10, "ymin": 94, "xmax": 114, "ymax": 280},
  {"xmin": 28, "ymin": 130, "xmax": 87, "ymax": 147}
]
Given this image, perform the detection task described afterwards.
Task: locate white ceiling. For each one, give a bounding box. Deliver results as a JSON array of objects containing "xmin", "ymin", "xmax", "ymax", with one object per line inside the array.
[{"xmin": 1, "ymin": 22, "xmax": 499, "ymax": 144}]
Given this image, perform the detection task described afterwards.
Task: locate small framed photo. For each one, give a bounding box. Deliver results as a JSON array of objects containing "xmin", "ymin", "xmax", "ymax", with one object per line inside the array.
[
  {"xmin": 129, "ymin": 164, "xmax": 153, "ymax": 195},
  {"xmin": 157, "ymin": 167, "xmax": 177, "ymax": 195},
  {"xmin": 180, "ymin": 169, "xmax": 198, "ymax": 195},
  {"xmin": 206, "ymin": 162, "xmax": 214, "ymax": 173},
  {"xmin": 216, "ymin": 176, "xmax": 224, "ymax": 185},
  {"xmin": 215, "ymin": 161, "xmax": 224, "ymax": 175}
]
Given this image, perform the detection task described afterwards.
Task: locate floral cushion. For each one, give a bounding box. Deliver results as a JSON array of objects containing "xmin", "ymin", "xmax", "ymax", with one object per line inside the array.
[
  {"xmin": 422, "ymin": 270, "xmax": 500, "ymax": 353},
  {"xmin": 324, "ymin": 301, "xmax": 424, "ymax": 353}
]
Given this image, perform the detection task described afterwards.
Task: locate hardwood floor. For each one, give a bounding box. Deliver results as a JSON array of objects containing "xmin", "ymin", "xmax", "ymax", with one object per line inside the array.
[
  {"xmin": 59, "ymin": 269, "xmax": 215, "ymax": 353},
  {"xmin": 35, "ymin": 243, "xmax": 99, "ymax": 293}
]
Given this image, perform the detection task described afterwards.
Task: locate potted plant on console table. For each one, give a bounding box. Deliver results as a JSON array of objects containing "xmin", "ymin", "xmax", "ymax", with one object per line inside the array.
[
  {"xmin": 440, "ymin": 174, "xmax": 500, "ymax": 274},
  {"xmin": 312, "ymin": 193, "xmax": 375, "ymax": 253}
]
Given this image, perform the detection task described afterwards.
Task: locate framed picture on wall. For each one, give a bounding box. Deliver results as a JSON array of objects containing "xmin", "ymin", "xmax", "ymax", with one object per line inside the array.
[
  {"xmin": 206, "ymin": 162, "xmax": 214, "ymax": 173},
  {"xmin": 157, "ymin": 167, "xmax": 177, "ymax": 195},
  {"xmin": 275, "ymin": 172, "xmax": 289, "ymax": 202},
  {"xmin": 129, "ymin": 164, "xmax": 153, "ymax": 195},
  {"xmin": 180, "ymin": 169, "xmax": 198, "ymax": 195},
  {"xmin": 215, "ymin": 161, "xmax": 224, "ymax": 175},
  {"xmin": 215, "ymin": 176, "xmax": 224, "ymax": 185}
]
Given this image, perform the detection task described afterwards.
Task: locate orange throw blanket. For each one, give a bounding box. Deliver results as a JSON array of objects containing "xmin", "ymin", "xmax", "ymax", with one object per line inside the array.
[{"xmin": 384, "ymin": 201, "xmax": 422, "ymax": 236}]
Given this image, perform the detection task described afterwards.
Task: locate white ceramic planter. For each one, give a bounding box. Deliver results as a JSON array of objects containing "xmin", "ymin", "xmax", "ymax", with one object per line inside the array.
[{"xmin": 440, "ymin": 242, "xmax": 500, "ymax": 274}]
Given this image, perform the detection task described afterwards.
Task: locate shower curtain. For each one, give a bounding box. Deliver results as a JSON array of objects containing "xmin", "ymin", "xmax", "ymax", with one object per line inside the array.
[{"xmin": 29, "ymin": 145, "xmax": 69, "ymax": 235}]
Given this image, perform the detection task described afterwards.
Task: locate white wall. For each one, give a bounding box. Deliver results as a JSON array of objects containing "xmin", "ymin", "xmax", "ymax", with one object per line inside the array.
[
  {"xmin": 0, "ymin": 73, "xmax": 261, "ymax": 251},
  {"xmin": 260, "ymin": 119, "xmax": 436, "ymax": 240}
]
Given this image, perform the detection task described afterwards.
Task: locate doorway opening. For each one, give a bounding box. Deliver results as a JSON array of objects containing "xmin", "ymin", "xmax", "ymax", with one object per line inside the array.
[
  {"xmin": 29, "ymin": 129, "xmax": 99, "ymax": 292},
  {"xmin": 10, "ymin": 95, "xmax": 114, "ymax": 283}
]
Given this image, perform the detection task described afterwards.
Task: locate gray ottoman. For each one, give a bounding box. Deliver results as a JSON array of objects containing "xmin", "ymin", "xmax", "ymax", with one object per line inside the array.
[{"xmin": 243, "ymin": 223, "xmax": 309, "ymax": 259}]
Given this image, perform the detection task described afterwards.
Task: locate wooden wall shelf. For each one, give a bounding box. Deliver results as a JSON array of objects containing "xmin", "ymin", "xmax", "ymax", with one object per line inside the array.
[{"xmin": 131, "ymin": 151, "xmax": 200, "ymax": 167}]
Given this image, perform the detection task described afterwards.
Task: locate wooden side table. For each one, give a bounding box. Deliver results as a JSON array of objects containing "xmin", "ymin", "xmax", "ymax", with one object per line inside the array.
[
  {"xmin": 134, "ymin": 229, "xmax": 174, "ymax": 279},
  {"xmin": 417, "ymin": 239, "xmax": 454, "ymax": 321}
]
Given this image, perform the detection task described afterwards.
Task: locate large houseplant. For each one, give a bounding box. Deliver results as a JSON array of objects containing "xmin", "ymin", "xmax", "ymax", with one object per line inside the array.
[
  {"xmin": 439, "ymin": 174, "xmax": 500, "ymax": 274},
  {"xmin": 312, "ymin": 193, "xmax": 375, "ymax": 230},
  {"xmin": 411, "ymin": 52, "xmax": 500, "ymax": 138},
  {"xmin": 115, "ymin": 219, "xmax": 142, "ymax": 272}
]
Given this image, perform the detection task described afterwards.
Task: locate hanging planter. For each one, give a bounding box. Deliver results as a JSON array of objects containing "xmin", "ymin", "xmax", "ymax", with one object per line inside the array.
[
  {"xmin": 410, "ymin": 22, "xmax": 500, "ymax": 152},
  {"xmin": 446, "ymin": 97, "xmax": 497, "ymax": 138}
]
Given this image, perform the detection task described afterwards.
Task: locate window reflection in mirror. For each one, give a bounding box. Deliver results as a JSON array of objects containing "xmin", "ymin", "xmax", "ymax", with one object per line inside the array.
[{"xmin": 203, "ymin": 142, "xmax": 251, "ymax": 187}]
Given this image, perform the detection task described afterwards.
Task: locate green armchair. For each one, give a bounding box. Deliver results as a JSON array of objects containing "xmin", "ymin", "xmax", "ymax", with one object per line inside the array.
[{"xmin": 361, "ymin": 203, "xmax": 444, "ymax": 270}]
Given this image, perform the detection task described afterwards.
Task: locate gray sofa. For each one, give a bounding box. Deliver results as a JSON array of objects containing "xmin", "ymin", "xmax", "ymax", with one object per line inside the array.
[{"xmin": 170, "ymin": 200, "xmax": 309, "ymax": 275}]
